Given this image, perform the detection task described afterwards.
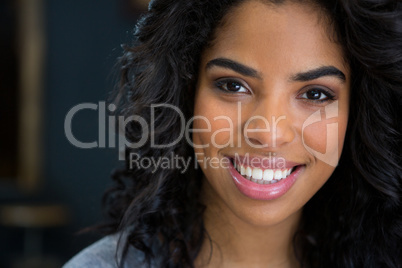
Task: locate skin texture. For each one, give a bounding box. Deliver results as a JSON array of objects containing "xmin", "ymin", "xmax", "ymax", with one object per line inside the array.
[{"xmin": 192, "ymin": 1, "xmax": 350, "ymax": 267}]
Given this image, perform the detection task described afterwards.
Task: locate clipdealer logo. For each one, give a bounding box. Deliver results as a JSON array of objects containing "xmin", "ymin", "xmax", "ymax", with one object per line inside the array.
[
  {"xmin": 64, "ymin": 101, "xmax": 339, "ymax": 166},
  {"xmin": 301, "ymin": 100, "xmax": 339, "ymax": 167}
]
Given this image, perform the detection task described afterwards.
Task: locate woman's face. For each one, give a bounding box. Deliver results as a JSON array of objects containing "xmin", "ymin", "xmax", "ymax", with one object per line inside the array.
[{"xmin": 193, "ymin": 1, "xmax": 350, "ymax": 227}]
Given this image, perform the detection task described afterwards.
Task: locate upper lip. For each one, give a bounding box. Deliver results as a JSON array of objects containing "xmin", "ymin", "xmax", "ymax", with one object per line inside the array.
[{"xmin": 227, "ymin": 154, "xmax": 302, "ymax": 169}]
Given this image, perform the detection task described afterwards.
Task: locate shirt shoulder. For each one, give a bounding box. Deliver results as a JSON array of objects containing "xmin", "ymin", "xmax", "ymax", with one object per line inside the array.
[{"xmin": 63, "ymin": 234, "xmax": 147, "ymax": 268}]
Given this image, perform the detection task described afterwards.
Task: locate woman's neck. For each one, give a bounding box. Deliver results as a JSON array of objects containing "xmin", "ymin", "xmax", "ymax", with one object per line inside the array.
[{"xmin": 195, "ymin": 181, "xmax": 302, "ymax": 268}]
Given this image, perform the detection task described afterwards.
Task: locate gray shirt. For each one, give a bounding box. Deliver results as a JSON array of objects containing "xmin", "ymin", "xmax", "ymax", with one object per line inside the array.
[{"xmin": 63, "ymin": 234, "xmax": 151, "ymax": 268}]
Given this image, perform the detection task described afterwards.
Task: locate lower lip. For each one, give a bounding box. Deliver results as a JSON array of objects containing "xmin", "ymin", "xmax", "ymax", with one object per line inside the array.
[{"xmin": 228, "ymin": 160, "xmax": 303, "ymax": 200}]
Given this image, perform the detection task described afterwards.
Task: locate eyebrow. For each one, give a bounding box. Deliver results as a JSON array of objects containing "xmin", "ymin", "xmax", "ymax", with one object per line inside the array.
[
  {"xmin": 206, "ymin": 58, "xmax": 346, "ymax": 83},
  {"xmin": 206, "ymin": 58, "xmax": 262, "ymax": 79},
  {"xmin": 291, "ymin": 66, "xmax": 346, "ymax": 82}
]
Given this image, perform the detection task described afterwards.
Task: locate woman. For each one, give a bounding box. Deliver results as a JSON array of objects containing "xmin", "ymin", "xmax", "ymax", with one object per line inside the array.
[{"xmin": 64, "ymin": 0, "xmax": 402, "ymax": 267}]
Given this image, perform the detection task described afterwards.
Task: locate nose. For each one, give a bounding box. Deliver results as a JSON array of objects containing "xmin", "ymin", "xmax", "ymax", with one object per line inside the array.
[{"xmin": 243, "ymin": 97, "xmax": 295, "ymax": 149}]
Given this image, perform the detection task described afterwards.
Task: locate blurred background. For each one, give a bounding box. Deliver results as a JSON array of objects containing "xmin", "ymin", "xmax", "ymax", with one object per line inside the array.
[{"xmin": 0, "ymin": 0, "xmax": 149, "ymax": 267}]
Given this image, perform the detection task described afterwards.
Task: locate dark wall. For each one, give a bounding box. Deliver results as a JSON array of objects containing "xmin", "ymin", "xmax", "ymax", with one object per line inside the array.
[
  {"xmin": 43, "ymin": 0, "xmax": 138, "ymax": 260},
  {"xmin": 0, "ymin": 0, "xmax": 140, "ymax": 266}
]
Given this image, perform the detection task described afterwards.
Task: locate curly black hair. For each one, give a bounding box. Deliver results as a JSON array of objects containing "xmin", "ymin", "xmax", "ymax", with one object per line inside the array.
[{"xmin": 99, "ymin": 0, "xmax": 402, "ymax": 267}]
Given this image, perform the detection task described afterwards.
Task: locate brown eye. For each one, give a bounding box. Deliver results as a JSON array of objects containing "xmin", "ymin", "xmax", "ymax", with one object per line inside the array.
[
  {"xmin": 298, "ymin": 87, "xmax": 335, "ymax": 103},
  {"xmin": 227, "ymin": 81, "xmax": 242, "ymax": 92},
  {"xmin": 306, "ymin": 90, "xmax": 322, "ymax": 100},
  {"xmin": 215, "ymin": 79, "xmax": 248, "ymax": 93}
]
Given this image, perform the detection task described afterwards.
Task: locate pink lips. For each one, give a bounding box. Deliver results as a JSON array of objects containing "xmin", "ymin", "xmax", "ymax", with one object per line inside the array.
[{"xmin": 228, "ymin": 156, "xmax": 304, "ymax": 200}]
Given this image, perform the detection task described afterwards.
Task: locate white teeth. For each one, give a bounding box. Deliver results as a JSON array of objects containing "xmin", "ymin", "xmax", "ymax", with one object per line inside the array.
[
  {"xmin": 274, "ymin": 170, "xmax": 282, "ymax": 180},
  {"xmin": 263, "ymin": 169, "xmax": 274, "ymax": 182},
  {"xmin": 233, "ymin": 161, "xmax": 295, "ymax": 184},
  {"xmin": 240, "ymin": 166, "xmax": 246, "ymax": 176},
  {"xmin": 246, "ymin": 166, "xmax": 252, "ymax": 177},
  {"xmin": 252, "ymin": 168, "xmax": 263, "ymax": 180}
]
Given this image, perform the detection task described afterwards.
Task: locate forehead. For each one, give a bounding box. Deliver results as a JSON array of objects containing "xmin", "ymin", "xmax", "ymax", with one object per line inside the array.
[{"xmin": 202, "ymin": 0, "xmax": 348, "ymax": 77}]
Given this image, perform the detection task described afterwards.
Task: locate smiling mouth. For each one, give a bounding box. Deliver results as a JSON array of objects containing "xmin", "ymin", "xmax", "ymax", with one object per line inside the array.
[{"xmin": 230, "ymin": 159, "xmax": 298, "ymax": 185}]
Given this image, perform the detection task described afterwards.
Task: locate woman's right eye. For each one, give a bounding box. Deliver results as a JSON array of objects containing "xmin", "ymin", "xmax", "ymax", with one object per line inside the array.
[{"xmin": 214, "ymin": 79, "xmax": 249, "ymax": 93}]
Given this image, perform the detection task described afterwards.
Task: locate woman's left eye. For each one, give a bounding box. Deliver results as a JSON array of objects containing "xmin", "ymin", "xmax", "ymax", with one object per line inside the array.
[
  {"xmin": 215, "ymin": 79, "xmax": 249, "ymax": 93},
  {"xmin": 298, "ymin": 88, "xmax": 335, "ymax": 102}
]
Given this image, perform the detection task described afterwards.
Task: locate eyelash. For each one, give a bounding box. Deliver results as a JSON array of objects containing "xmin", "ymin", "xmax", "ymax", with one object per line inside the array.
[
  {"xmin": 215, "ymin": 78, "xmax": 336, "ymax": 103},
  {"xmin": 214, "ymin": 79, "xmax": 249, "ymax": 94},
  {"xmin": 298, "ymin": 87, "xmax": 336, "ymax": 103}
]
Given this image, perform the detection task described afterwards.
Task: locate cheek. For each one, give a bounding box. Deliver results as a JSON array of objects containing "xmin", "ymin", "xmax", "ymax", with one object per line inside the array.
[
  {"xmin": 302, "ymin": 121, "xmax": 331, "ymax": 154},
  {"xmin": 193, "ymin": 96, "xmax": 238, "ymax": 149},
  {"xmin": 301, "ymin": 106, "xmax": 348, "ymax": 166},
  {"xmin": 192, "ymin": 97, "xmax": 232, "ymax": 182}
]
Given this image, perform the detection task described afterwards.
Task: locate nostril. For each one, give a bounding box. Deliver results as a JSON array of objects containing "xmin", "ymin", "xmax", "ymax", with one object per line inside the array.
[
  {"xmin": 245, "ymin": 137, "xmax": 269, "ymax": 148},
  {"xmin": 243, "ymin": 119, "xmax": 296, "ymax": 148}
]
